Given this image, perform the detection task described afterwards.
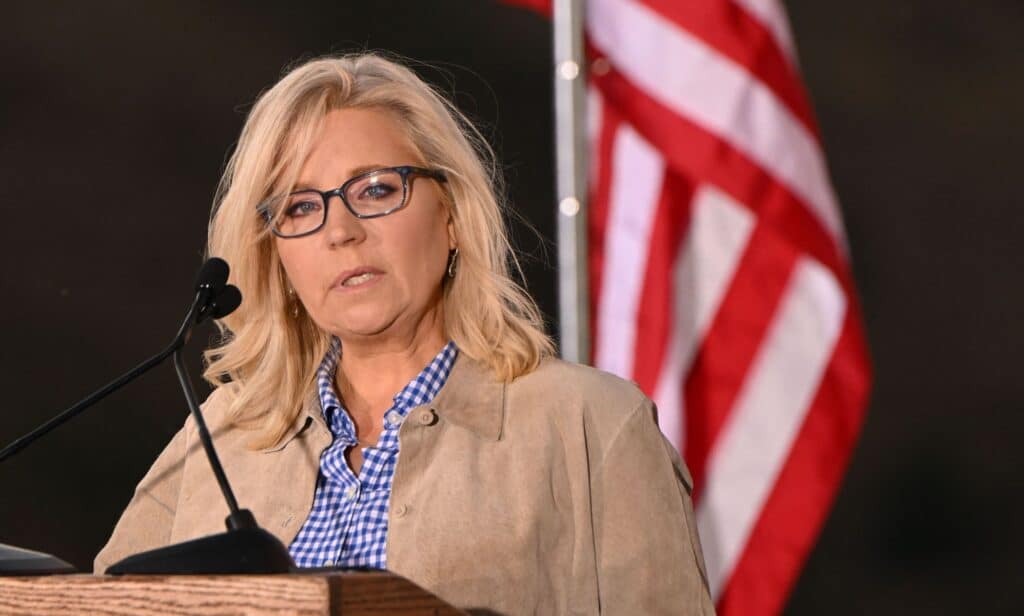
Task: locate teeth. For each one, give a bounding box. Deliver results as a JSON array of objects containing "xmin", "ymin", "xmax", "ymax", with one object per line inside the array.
[{"xmin": 342, "ymin": 272, "xmax": 375, "ymax": 287}]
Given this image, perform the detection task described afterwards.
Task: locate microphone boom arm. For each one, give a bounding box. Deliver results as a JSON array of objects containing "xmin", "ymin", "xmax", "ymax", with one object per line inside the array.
[
  {"xmin": 0, "ymin": 292, "xmax": 204, "ymax": 464},
  {"xmin": 0, "ymin": 257, "xmax": 292, "ymax": 574}
]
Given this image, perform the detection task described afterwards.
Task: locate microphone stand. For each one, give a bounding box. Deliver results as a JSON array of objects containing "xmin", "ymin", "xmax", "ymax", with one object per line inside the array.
[
  {"xmin": 0, "ymin": 290, "xmax": 211, "ymax": 575},
  {"xmin": 106, "ymin": 285, "xmax": 293, "ymax": 574},
  {"xmin": 171, "ymin": 338, "xmax": 255, "ymax": 531},
  {"xmin": 0, "ymin": 294, "xmax": 213, "ymax": 575},
  {"xmin": 105, "ymin": 343, "xmax": 294, "ymax": 575},
  {"xmin": 105, "ymin": 358, "xmax": 294, "ymax": 573}
]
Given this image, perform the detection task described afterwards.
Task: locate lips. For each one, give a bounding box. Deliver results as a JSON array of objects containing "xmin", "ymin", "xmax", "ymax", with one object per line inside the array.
[{"xmin": 332, "ymin": 266, "xmax": 384, "ymax": 289}]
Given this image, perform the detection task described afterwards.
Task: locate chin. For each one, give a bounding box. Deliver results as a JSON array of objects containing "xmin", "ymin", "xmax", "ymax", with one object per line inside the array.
[
  {"xmin": 328, "ymin": 310, "xmax": 399, "ymax": 340},
  {"xmin": 339, "ymin": 324, "xmax": 393, "ymax": 340}
]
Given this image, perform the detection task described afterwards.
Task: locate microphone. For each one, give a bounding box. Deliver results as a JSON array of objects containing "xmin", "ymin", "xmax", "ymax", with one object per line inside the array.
[
  {"xmin": 194, "ymin": 257, "xmax": 229, "ymax": 322},
  {"xmin": 204, "ymin": 284, "xmax": 242, "ymax": 321},
  {"xmin": 195, "ymin": 256, "xmax": 229, "ymax": 294}
]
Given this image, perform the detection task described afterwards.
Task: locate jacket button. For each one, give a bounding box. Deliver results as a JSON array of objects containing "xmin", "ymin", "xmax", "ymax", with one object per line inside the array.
[
  {"xmin": 417, "ymin": 409, "xmax": 437, "ymax": 426},
  {"xmin": 394, "ymin": 504, "xmax": 409, "ymax": 517}
]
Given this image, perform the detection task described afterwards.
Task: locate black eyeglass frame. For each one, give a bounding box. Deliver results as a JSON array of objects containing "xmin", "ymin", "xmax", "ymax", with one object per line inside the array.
[{"xmin": 258, "ymin": 165, "xmax": 448, "ymax": 239}]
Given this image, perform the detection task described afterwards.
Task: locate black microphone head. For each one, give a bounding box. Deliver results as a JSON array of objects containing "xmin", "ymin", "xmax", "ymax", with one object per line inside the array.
[
  {"xmin": 210, "ymin": 285, "xmax": 242, "ymax": 319},
  {"xmin": 195, "ymin": 258, "xmax": 230, "ymax": 294}
]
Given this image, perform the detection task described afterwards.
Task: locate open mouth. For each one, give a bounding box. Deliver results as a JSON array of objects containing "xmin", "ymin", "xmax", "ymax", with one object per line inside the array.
[{"xmin": 342, "ymin": 272, "xmax": 377, "ymax": 287}]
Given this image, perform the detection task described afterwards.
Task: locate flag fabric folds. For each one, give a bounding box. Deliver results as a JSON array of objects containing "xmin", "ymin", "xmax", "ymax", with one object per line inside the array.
[{"xmin": 504, "ymin": 1, "xmax": 871, "ymax": 614}]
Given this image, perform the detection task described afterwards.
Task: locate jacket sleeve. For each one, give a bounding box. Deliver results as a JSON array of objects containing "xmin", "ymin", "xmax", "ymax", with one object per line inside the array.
[
  {"xmin": 93, "ymin": 418, "xmax": 190, "ymax": 573},
  {"xmin": 592, "ymin": 398, "xmax": 717, "ymax": 615}
]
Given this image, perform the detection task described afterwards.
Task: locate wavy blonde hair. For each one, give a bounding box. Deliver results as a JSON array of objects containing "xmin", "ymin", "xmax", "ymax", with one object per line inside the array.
[{"xmin": 204, "ymin": 53, "xmax": 554, "ymax": 448}]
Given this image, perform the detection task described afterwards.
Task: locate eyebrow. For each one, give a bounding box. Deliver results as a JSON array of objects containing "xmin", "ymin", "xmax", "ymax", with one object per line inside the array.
[{"xmin": 294, "ymin": 164, "xmax": 391, "ymax": 191}]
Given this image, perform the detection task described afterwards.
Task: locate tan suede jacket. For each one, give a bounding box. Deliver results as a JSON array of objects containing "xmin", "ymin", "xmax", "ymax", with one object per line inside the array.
[{"xmin": 95, "ymin": 355, "xmax": 715, "ymax": 615}]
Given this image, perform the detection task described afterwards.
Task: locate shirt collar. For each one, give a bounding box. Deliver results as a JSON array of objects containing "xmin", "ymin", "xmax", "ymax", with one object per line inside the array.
[
  {"xmin": 269, "ymin": 344, "xmax": 508, "ymax": 449},
  {"xmin": 315, "ymin": 338, "xmax": 460, "ymax": 437},
  {"xmin": 392, "ymin": 341, "xmax": 458, "ymax": 410},
  {"xmin": 315, "ymin": 338, "xmax": 343, "ymax": 429}
]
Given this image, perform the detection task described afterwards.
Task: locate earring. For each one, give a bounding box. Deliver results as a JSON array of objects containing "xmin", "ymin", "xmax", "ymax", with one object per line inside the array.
[
  {"xmin": 287, "ymin": 286, "xmax": 300, "ymax": 318},
  {"xmin": 446, "ymin": 248, "xmax": 459, "ymax": 279}
]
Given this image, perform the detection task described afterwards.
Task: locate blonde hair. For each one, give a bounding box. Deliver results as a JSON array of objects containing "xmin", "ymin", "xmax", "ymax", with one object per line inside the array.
[{"xmin": 204, "ymin": 53, "xmax": 554, "ymax": 448}]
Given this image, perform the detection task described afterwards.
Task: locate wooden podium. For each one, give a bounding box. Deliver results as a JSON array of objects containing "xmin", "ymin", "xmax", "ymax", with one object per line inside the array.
[{"xmin": 0, "ymin": 571, "xmax": 466, "ymax": 615}]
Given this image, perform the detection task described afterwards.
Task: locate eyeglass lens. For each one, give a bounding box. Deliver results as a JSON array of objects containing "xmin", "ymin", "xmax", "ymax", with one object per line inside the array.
[{"xmin": 270, "ymin": 169, "xmax": 407, "ymax": 237}]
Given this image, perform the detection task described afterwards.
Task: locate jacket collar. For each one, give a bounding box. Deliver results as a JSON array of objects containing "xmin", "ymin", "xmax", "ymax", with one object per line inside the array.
[
  {"xmin": 259, "ymin": 390, "xmax": 325, "ymax": 453},
  {"xmin": 429, "ymin": 353, "xmax": 505, "ymax": 441}
]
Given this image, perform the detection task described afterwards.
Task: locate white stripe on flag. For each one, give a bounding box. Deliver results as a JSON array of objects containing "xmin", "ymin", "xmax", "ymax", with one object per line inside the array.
[
  {"xmin": 587, "ymin": 0, "xmax": 845, "ymax": 245},
  {"xmin": 593, "ymin": 124, "xmax": 665, "ymax": 378},
  {"xmin": 729, "ymin": 0, "xmax": 797, "ymax": 62},
  {"xmin": 652, "ymin": 185, "xmax": 755, "ymax": 452},
  {"xmin": 695, "ymin": 257, "xmax": 847, "ymax": 598}
]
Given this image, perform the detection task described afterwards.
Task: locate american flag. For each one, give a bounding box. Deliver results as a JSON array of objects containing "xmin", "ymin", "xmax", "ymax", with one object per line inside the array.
[{"xmin": 506, "ymin": 0, "xmax": 872, "ymax": 614}]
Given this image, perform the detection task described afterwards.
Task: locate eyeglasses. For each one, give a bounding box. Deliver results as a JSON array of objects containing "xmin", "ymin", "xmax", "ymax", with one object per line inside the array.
[{"xmin": 258, "ymin": 165, "xmax": 448, "ymax": 238}]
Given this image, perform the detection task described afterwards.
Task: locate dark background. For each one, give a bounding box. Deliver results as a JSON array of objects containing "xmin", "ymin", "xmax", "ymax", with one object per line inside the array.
[{"xmin": 1, "ymin": 1, "xmax": 1021, "ymax": 613}]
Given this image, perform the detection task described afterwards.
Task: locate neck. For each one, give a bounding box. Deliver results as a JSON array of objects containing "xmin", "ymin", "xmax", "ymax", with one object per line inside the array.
[{"xmin": 335, "ymin": 305, "xmax": 447, "ymax": 424}]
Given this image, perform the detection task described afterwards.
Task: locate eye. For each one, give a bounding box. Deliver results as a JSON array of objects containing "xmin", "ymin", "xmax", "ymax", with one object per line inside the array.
[
  {"xmin": 358, "ymin": 181, "xmax": 399, "ymax": 201},
  {"xmin": 345, "ymin": 171, "xmax": 405, "ymax": 213},
  {"xmin": 284, "ymin": 196, "xmax": 323, "ymax": 218}
]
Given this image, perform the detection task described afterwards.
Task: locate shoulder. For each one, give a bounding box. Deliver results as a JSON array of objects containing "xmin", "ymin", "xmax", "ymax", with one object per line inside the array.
[
  {"xmin": 507, "ymin": 356, "xmax": 653, "ymax": 436},
  {"xmin": 186, "ymin": 383, "xmax": 254, "ymax": 446},
  {"xmin": 513, "ymin": 356, "xmax": 646, "ymax": 408},
  {"xmin": 185, "ymin": 385, "xmax": 232, "ymax": 434}
]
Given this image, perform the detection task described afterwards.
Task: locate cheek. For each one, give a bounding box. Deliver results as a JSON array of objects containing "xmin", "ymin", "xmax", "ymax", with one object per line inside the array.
[
  {"xmin": 414, "ymin": 222, "xmax": 451, "ymax": 280},
  {"xmin": 386, "ymin": 222, "xmax": 449, "ymax": 300},
  {"xmin": 275, "ymin": 242, "xmax": 314, "ymax": 292}
]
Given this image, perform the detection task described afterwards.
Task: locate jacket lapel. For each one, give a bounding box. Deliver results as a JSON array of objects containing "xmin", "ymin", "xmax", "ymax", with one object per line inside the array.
[{"xmin": 430, "ymin": 354, "xmax": 506, "ymax": 441}]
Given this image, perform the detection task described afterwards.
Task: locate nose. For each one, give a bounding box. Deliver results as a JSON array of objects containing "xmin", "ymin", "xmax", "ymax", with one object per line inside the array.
[{"xmin": 323, "ymin": 194, "xmax": 366, "ymax": 247}]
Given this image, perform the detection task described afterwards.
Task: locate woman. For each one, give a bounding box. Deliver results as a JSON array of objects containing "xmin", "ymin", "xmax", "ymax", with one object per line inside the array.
[{"xmin": 95, "ymin": 53, "xmax": 715, "ymax": 615}]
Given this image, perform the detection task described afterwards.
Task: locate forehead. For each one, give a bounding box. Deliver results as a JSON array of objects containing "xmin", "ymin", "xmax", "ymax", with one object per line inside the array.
[{"xmin": 298, "ymin": 107, "xmax": 420, "ymax": 184}]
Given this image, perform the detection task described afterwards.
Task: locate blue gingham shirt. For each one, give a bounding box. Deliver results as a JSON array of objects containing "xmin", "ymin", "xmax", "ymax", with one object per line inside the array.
[{"xmin": 288, "ymin": 338, "xmax": 457, "ymax": 569}]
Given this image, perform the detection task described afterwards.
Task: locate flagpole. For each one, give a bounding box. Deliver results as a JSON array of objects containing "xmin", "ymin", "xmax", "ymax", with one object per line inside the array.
[{"xmin": 553, "ymin": 0, "xmax": 589, "ymax": 364}]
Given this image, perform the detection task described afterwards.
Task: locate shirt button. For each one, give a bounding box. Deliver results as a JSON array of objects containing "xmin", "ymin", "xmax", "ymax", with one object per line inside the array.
[
  {"xmin": 322, "ymin": 558, "xmax": 333, "ymax": 567},
  {"xmin": 385, "ymin": 410, "xmax": 403, "ymax": 427},
  {"xmin": 417, "ymin": 409, "xmax": 436, "ymax": 426},
  {"xmin": 344, "ymin": 485, "xmax": 358, "ymax": 500}
]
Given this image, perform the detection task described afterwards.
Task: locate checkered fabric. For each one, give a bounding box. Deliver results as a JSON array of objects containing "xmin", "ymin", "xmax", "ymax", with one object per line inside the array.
[{"xmin": 288, "ymin": 338, "xmax": 458, "ymax": 569}]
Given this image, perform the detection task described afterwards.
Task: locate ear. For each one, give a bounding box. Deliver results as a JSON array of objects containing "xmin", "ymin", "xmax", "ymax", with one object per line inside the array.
[{"xmin": 447, "ymin": 217, "xmax": 457, "ymax": 251}]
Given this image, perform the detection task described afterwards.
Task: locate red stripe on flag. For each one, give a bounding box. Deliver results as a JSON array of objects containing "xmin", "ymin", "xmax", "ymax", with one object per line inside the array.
[
  {"xmin": 683, "ymin": 224, "xmax": 798, "ymax": 493},
  {"xmin": 636, "ymin": 0, "xmax": 819, "ymax": 138},
  {"xmin": 715, "ymin": 312, "xmax": 871, "ymax": 616},
  {"xmin": 587, "ymin": 105, "xmax": 623, "ymax": 361},
  {"xmin": 500, "ymin": 0, "xmax": 551, "ymax": 14},
  {"xmin": 630, "ymin": 171, "xmax": 695, "ymax": 395},
  {"xmin": 588, "ymin": 54, "xmax": 849, "ymax": 291}
]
